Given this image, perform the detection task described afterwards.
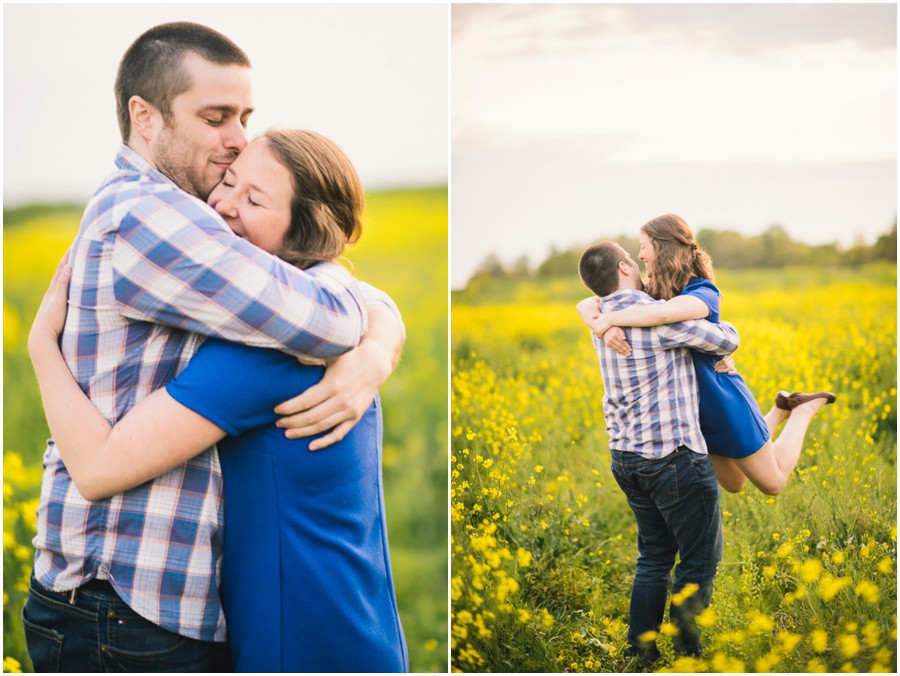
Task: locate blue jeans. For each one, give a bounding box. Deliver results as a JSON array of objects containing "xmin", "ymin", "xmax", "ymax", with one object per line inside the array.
[
  {"xmin": 23, "ymin": 574, "xmax": 232, "ymax": 672},
  {"xmin": 610, "ymin": 446, "xmax": 723, "ymax": 657}
]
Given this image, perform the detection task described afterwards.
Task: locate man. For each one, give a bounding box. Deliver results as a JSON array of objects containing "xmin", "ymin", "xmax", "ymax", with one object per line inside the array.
[
  {"xmin": 577, "ymin": 241, "xmax": 738, "ymax": 664},
  {"xmin": 24, "ymin": 22, "xmax": 404, "ymax": 671}
]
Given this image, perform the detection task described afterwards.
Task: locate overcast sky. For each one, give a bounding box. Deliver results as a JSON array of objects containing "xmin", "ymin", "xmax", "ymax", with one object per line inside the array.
[
  {"xmin": 452, "ymin": 3, "xmax": 897, "ymax": 288},
  {"xmin": 3, "ymin": 3, "xmax": 448, "ymax": 206}
]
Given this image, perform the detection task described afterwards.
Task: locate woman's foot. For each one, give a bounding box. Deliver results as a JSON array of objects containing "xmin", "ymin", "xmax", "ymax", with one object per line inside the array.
[
  {"xmin": 775, "ymin": 391, "xmax": 836, "ymax": 411},
  {"xmin": 782, "ymin": 392, "xmax": 836, "ymax": 420}
]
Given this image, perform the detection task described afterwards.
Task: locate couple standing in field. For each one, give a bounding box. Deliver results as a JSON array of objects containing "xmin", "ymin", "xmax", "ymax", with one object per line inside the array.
[
  {"xmin": 25, "ymin": 22, "xmax": 409, "ymax": 672},
  {"xmin": 577, "ymin": 214, "xmax": 836, "ymax": 665}
]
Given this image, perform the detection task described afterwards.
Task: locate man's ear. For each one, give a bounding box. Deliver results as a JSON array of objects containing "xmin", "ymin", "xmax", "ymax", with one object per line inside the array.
[{"xmin": 129, "ymin": 96, "xmax": 158, "ymax": 143}]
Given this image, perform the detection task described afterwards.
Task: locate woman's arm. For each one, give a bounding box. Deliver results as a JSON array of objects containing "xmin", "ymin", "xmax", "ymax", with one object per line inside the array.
[
  {"xmin": 592, "ymin": 295, "xmax": 709, "ymax": 338},
  {"xmin": 575, "ymin": 297, "xmax": 601, "ymax": 327},
  {"xmin": 28, "ymin": 257, "xmax": 226, "ymax": 501}
]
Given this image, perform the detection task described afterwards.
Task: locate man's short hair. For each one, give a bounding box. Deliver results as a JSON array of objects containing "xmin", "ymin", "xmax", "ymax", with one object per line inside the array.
[
  {"xmin": 579, "ymin": 241, "xmax": 627, "ymax": 297},
  {"xmin": 115, "ymin": 22, "xmax": 251, "ymax": 142}
]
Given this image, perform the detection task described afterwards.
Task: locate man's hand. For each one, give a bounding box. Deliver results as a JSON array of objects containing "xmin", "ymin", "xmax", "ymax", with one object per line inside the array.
[
  {"xmin": 603, "ymin": 326, "xmax": 631, "ymax": 357},
  {"xmin": 274, "ymin": 304, "xmax": 403, "ymax": 450},
  {"xmin": 714, "ymin": 355, "xmax": 737, "ymax": 374}
]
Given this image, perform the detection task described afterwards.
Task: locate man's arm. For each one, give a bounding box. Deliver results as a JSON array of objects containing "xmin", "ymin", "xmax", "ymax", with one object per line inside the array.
[
  {"xmin": 655, "ymin": 319, "xmax": 739, "ymax": 356},
  {"xmin": 111, "ymin": 195, "xmax": 366, "ymax": 360}
]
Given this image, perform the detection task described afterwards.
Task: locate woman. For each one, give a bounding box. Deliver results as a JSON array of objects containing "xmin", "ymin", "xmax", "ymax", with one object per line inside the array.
[
  {"xmin": 28, "ymin": 130, "xmax": 408, "ymax": 672},
  {"xmin": 577, "ymin": 214, "xmax": 835, "ymax": 495}
]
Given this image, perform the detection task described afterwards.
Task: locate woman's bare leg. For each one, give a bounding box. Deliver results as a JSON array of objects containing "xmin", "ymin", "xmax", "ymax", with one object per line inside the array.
[
  {"xmin": 709, "ymin": 455, "xmax": 748, "ymax": 493},
  {"xmin": 763, "ymin": 404, "xmax": 790, "ymax": 437},
  {"xmin": 734, "ymin": 398, "xmax": 828, "ymax": 495}
]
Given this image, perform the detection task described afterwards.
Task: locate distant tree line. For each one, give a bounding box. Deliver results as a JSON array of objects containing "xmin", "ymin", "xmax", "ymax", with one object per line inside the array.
[{"xmin": 471, "ymin": 222, "xmax": 897, "ymax": 283}]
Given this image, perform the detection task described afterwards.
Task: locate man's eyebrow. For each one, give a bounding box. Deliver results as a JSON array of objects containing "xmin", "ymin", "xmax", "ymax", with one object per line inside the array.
[{"xmin": 197, "ymin": 104, "xmax": 255, "ymax": 116}]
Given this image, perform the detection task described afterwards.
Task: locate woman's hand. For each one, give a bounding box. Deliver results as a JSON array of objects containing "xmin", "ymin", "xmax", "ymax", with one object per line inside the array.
[
  {"xmin": 591, "ymin": 313, "xmax": 614, "ymax": 338},
  {"xmin": 27, "ymin": 251, "xmax": 71, "ymax": 357},
  {"xmin": 604, "ymin": 326, "xmax": 631, "ymax": 357},
  {"xmin": 715, "ymin": 355, "xmax": 737, "ymax": 374}
]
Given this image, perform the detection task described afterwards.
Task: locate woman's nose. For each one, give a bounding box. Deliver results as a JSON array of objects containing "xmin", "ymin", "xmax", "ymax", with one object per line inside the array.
[{"xmin": 214, "ymin": 191, "xmax": 239, "ymax": 217}]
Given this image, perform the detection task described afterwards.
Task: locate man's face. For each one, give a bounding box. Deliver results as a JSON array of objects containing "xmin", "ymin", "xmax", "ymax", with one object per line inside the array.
[
  {"xmin": 151, "ymin": 53, "xmax": 254, "ymax": 200},
  {"xmin": 620, "ymin": 247, "xmax": 644, "ymax": 290}
]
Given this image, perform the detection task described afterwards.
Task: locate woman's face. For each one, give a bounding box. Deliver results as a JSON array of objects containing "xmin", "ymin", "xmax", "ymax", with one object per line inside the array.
[
  {"xmin": 638, "ymin": 231, "xmax": 656, "ymax": 277},
  {"xmin": 208, "ymin": 138, "xmax": 293, "ymax": 255}
]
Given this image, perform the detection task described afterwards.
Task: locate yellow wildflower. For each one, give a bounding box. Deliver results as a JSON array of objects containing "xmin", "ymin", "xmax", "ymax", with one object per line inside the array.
[
  {"xmin": 776, "ymin": 542, "xmax": 793, "ymax": 558},
  {"xmin": 2, "ymin": 658, "xmax": 22, "ymax": 674},
  {"xmin": 659, "ymin": 622, "xmax": 678, "ymax": 636},
  {"xmin": 696, "ymin": 606, "xmax": 717, "ymax": 628},
  {"xmin": 862, "ymin": 620, "xmax": 881, "ymax": 648},
  {"xmin": 637, "ymin": 630, "xmax": 659, "ymax": 643},
  {"xmin": 806, "ymin": 657, "xmax": 827, "ymax": 672},
  {"xmin": 854, "ymin": 580, "xmax": 880, "ymax": 603},
  {"xmin": 837, "ymin": 634, "xmax": 860, "ymax": 658},
  {"xmin": 800, "ymin": 558, "xmax": 823, "ymax": 583},
  {"xmin": 810, "ymin": 629, "xmax": 828, "ymax": 652},
  {"xmin": 516, "ymin": 547, "xmax": 532, "ymax": 568}
]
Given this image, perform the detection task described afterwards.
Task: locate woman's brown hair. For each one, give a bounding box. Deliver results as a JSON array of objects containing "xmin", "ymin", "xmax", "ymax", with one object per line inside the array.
[
  {"xmin": 264, "ymin": 130, "xmax": 364, "ymax": 270},
  {"xmin": 641, "ymin": 214, "xmax": 715, "ymax": 300}
]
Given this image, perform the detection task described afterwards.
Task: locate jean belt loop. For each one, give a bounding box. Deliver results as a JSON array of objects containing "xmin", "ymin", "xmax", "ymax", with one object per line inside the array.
[{"xmin": 69, "ymin": 587, "xmax": 77, "ymax": 605}]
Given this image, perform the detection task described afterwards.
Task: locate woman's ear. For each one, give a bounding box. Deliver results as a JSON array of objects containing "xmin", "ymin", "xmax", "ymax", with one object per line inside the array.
[{"xmin": 128, "ymin": 96, "xmax": 158, "ymax": 143}]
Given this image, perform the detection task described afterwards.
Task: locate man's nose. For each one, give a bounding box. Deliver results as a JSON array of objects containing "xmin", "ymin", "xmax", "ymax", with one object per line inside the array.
[{"xmin": 223, "ymin": 118, "xmax": 248, "ymax": 153}]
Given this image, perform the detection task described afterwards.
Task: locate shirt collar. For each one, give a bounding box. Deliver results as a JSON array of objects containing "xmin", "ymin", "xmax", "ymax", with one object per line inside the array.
[
  {"xmin": 600, "ymin": 288, "xmax": 655, "ymax": 311},
  {"xmin": 114, "ymin": 143, "xmax": 179, "ymax": 189}
]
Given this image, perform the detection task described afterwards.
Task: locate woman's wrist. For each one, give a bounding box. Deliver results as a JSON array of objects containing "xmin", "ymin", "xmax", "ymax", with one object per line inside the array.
[{"xmin": 27, "ymin": 329, "xmax": 61, "ymax": 366}]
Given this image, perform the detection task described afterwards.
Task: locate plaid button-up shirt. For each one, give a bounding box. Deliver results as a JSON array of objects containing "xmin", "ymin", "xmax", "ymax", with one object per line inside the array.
[
  {"xmin": 32, "ymin": 144, "xmax": 397, "ymax": 641},
  {"xmin": 593, "ymin": 289, "xmax": 740, "ymax": 459}
]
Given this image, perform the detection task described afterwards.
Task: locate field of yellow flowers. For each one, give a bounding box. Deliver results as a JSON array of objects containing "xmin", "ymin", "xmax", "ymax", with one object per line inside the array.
[
  {"xmin": 451, "ymin": 265, "xmax": 897, "ymax": 673},
  {"xmin": 3, "ymin": 187, "xmax": 448, "ymax": 673}
]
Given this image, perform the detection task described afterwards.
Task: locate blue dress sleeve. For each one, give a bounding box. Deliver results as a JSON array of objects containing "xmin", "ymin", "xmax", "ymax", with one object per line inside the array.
[
  {"xmin": 681, "ymin": 278, "xmax": 721, "ymax": 323},
  {"xmin": 165, "ymin": 339, "xmax": 325, "ymax": 436}
]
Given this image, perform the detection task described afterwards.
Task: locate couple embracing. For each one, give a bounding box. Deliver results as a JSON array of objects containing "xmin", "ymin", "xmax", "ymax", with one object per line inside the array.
[
  {"xmin": 25, "ymin": 22, "xmax": 408, "ymax": 673},
  {"xmin": 577, "ymin": 214, "xmax": 835, "ymax": 665}
]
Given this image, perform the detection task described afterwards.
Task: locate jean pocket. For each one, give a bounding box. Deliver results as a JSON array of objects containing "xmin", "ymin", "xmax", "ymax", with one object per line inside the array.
[
  {"xmin": 101, "ymin": 609, "xmax": 229, "ymax": 673},
  {"xmin": 633, "ymin": 462, "xmax": 679, "ymax": 507},
  {"xmin": 688, "ymin": 452, "xmax": 718, "ymax": 485},
  {"xmin": 22, "ymin": 602, "xmax": 64, "ymax": 673}
]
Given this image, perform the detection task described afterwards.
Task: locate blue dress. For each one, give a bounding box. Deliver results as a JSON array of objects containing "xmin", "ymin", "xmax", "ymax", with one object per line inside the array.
[
  {"xmin": 166, "ymin": 339, "xmax": 408, "ymax": 672},
  {"xmin": 681, "ymin": 278, "xmax": 769, "ymax": 459}
]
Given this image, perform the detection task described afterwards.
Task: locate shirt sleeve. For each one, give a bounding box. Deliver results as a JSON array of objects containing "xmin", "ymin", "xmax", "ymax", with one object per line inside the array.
[
  {"xmin": 111, "ymin": 190, "xmax": 367, "ymax": 360},
  {"xmin": 357, "ymin": 280, "xmax": 406, "ymax": 341},
  {"xmin": 656, "ymin": 319, "xmax": 740, "ymax": 356},
  {"xmin": 165, "ymin": 339, "xmax": 325, "ymax": 436}
]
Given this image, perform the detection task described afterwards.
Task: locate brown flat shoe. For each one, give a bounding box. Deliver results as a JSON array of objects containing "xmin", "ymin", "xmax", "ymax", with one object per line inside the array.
[
  {"xmin": 777, "ymin": 391, "xmax": 837, "ymax": 410},
  {"xmin": 775, "ymin": 391, "xmax": 791, "ymax": 411}
]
